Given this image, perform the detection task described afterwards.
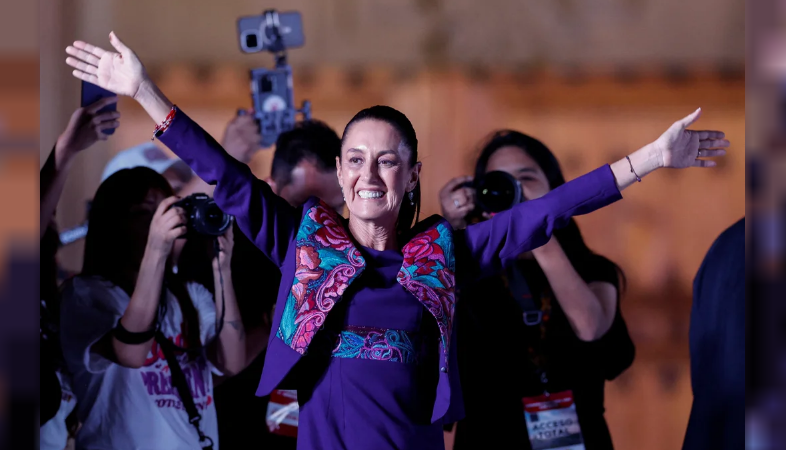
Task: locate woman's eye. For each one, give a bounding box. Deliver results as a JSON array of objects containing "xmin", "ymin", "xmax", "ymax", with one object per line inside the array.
[
  {"xmin": 379, "ymin": 159, "xmax": 396, "ymax": 166},
  {"xmin": 349, "ymin": 157, "xmax": 362, "ymax": 164}
]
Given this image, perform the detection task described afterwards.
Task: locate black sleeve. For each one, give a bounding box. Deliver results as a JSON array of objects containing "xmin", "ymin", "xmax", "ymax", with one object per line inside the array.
[{"xmin": 574, "ymin": 254, "xmax": 635, "ymax": 380}]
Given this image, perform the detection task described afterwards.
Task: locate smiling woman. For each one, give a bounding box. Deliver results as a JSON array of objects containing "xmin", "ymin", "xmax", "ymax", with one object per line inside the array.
[
  {"xmin": 64, "ymin": 32, "xmax": 730, "ymax": 450},
  {"xmin": 338, "ymin": 106, "xmax": 422, "ymax": 250}
]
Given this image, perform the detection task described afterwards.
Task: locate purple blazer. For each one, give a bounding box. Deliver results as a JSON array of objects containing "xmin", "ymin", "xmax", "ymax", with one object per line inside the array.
[{"xmin": 159, "ymin": 109, "xmax": 623, "ymax": 425}]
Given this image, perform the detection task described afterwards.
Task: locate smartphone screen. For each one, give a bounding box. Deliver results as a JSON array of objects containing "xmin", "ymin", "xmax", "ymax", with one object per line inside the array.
[{"xmin": 80, "ymin": 81, "xmax": 118, "ymax": 135}]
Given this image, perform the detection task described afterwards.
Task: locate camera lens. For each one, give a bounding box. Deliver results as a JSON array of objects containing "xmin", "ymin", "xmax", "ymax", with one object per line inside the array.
[
  {"xmin": 205, "ymin": 204, "xmax": 224, "ymax": 227},
  {"xmin": 475, "ymin": 171, "xmax": 522, "ymax": 213},
  {"xmin": 245, "ymin": 33, "xmax": 259, "ymax": 49},
  {"xmin": 197, "ymin": 201, "xmax": 230, "ymax": 235}
]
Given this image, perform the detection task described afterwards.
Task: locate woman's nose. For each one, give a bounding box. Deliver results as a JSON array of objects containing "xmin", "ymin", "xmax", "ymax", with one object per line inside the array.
[{"xmin": 360, "ymin": 162, "xmax": 380, "ymax": 181}]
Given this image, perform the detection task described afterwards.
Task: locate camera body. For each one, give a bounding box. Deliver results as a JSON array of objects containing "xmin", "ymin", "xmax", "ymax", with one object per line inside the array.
[
  {"xmin": 237, "ymin": 10, "xmax": 311, "ymax": 148},
  {"xmin": 462, "ymin": 171, "xmax": 523, "ymax": 220},
  {"xmin": 173, "ymin": 193, "xmax": 232, "ymax": 238}
]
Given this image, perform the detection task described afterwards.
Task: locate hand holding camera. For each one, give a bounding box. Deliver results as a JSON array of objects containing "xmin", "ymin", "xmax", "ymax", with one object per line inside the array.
[
  {"xmin": 212, "ymin": 225, "xmax": 235, "ymax": 273},
  {"xmin": 173, "ymin": 193, "xmax": 232, "ymax": 238},
  {"xmin": 147, "ymin": 196, "xmax": 187, "ymax": 255},
  {"xmin": 440, "ymin": 171, "xmax": 525, "ymax": 229},
  {"xmin": 439, "ymin": 176, "xmax": 476, "ymax": 230}
]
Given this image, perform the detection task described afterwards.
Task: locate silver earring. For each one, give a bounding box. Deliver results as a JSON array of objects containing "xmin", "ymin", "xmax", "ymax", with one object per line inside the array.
[{"xmin": 408, "ymin": 191, "xmax": 414, "ymax": 205}]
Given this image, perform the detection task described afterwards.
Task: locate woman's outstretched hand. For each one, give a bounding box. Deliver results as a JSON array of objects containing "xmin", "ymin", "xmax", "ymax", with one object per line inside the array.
[
  {"xmin": 653, "ymin": 108, "xmax": 730, "ymax": 169},
  {"xmin": 66, "ymin": 32, "xmax": 147, "ymax": 100}
]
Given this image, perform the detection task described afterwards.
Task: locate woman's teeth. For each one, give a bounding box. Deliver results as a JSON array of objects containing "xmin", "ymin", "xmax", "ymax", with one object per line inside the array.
[{"xmin": 358, "ymin": 190, "xmax": 384, "ymax": 199}]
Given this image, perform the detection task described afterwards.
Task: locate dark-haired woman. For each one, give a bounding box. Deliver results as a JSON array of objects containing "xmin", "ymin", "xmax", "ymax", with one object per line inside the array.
[
  {"xmin": 64, "ymin": 32, "xmax": 729, "ymax": 449},
  {"xmin": 59, "ymin": 167, "xmax": 245, "ymax": 450},
  {"xmin": 441, "ymin": 131, "xmax": 636, "ymax": 449}
]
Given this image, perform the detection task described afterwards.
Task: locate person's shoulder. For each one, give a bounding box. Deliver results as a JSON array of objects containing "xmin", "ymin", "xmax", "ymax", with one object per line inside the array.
[
  {"xmin": 703, "ymin": 218, "xmax": 745, "ymax": 263},
  {"xmin": 714, "ymin": 218, "xmax": 745, "ymax": 248}
]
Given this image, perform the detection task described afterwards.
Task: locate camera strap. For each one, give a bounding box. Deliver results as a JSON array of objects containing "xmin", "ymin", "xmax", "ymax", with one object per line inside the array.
[
  {"xmin": 506, "ymin": 264, "xmax": 542, "ymax": 326},
  {"xmin": 155, "ymin": 331, "xmax": 214, "ymax": 450},
  {"xmin": 505, "ymin": 263, "xmax": 554, "ymax": 391},
  {"xmin": 158, "ymin": 238, "xmax": 227, "ymax": 354}
]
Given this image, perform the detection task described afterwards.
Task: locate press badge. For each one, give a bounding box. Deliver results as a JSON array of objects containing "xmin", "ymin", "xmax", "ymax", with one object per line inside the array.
[
  {"xmin": 266, "ymin": 389, "xmax": 299, "ymax": 437},
  {"xmin": 522, "ymin": 390, "xmax": 586, "ymax": 450}
]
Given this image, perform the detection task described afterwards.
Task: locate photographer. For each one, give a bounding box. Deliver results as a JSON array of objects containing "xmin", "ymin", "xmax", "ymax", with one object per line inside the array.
[
  {"xmin": 58, "ymin": 167, "xmax": 245, "ymax": 450},
  {"xmin": 441, "ymin": 131, "xmax": 635, "ymax": 450},
  {"xmin": 40, "ymin": 98, "xmax": 120, "ymax": 450},
  {"xmin": 214, "ymin": 119, "xmax": 344, "ymax": 450}
]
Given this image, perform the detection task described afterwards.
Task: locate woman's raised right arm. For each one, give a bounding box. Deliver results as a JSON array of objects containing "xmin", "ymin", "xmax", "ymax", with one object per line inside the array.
[{"xmin": 66, "ymin": 32, "xmax": 298, "ymax": 265}]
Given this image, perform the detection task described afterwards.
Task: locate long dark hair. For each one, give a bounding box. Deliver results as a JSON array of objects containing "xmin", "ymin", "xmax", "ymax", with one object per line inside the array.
[
  {"xmin": 81, "ymin": 167, "xmax": 202, "ymax": 349},
  {"xmin": 474, "ymin": 130, "xmax": 626, "ymax": 289},
  {"xmin": 342, "ymin": 105, "xmax": 421, "ymax": 239}
]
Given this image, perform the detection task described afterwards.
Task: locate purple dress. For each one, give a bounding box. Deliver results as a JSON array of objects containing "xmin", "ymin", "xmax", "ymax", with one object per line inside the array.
[{"xmin": 158, "ymin": 109, "xmax": 623, "ymax": 450}]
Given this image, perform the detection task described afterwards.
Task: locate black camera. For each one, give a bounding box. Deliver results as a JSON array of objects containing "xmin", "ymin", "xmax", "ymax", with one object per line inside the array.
[
  {"xmin": 237, "ymin": 10, "xmax": 311, "ymax": 147},
  {"xmin": 173, "ymin": 193, "xmax": 232, "ymax": 237},
  {"xmin": 462, "ymin": 171, "xmax": 523, "ymax": 217}
]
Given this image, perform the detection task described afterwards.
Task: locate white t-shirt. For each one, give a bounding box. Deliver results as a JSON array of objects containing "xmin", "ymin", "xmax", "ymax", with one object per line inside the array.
[
  {"xmin": 39, "ymin": 369, "xmax": 77, "ymax": 450},
  {"xmin": 60, "ymin": 275, "xmax": 220, "ymax": 450}
]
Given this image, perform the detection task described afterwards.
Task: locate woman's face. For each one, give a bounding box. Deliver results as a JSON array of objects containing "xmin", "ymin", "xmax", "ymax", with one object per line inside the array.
[
  {"xmin": 337, "ymin": 119, "xmax": 420, "ymax": 225},
  {"xmin": 485, "ymin": 145, "xmax": 551, "ymax": 201}
]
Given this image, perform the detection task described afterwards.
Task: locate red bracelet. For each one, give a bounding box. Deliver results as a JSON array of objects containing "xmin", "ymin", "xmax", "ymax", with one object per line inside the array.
[{"xmin": 153, "ymin": 105, "xmax": 178, "ymax": 140}]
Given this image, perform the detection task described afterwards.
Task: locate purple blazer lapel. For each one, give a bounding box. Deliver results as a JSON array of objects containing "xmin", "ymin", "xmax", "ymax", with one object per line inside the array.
[{"xmin": 276, "ymin": 200, "xmax": 366, "ymax": 354}]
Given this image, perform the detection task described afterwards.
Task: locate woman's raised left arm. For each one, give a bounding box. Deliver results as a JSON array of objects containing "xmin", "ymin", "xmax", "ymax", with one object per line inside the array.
[{"xmin": 462, "ymin": 109, "xmax": 730, "ymax": 278}]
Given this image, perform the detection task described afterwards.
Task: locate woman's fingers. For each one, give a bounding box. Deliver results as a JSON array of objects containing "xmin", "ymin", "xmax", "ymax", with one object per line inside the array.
[
  {"xmin": 155, "ymin": 196, "xmax": 182, "ymax": 217},
  {"xmin": 691, "ymin": 159, "xmax": 717, "ymax": 168},
  {"xmin": 693, "ymin": 130, "xmax": 725, "ymax": 140},
  {"xmin": 699, "ymin": 139, "xmax": 730, "ymax": 149},
  {"xmin": 73, "ymin": 40, "xmax": 107, "ymax": 58},
  {"xmin": 87, "ymin": 97, "xmax": 119, "ymax": 115},
  {"xmin": 675, "ymin": 108, "xmax": 702, "ymax": 129},
  {"xmin": 162, "ymin": 207, "xmax": 186, "ymax": 225},
  {"xmin": 167, "ymin": 226, "xmax": 188, "ymax": 241},
  {"xmin": 66, "ymin": 57, "xmax": 98, "ymax": 75},
  {"xmin": 95, "ymin": 120, "xmax": 120, "ymax": 134},
  {"xmin": 441, "ymin": 176, "xmax": 473, "ymax": 196},
  {"xmin": 108, "ymin": 32, "xmax": 133, "ymax": 57},
  {"xmin": 71, "ymin": 69, "xmax": 98, "ymax": 85},
  {"xmin": 93, "ymin": 109, "xmax": 121, "ymax": 123},
  {"xmin": 451, "ymin": 187, "xmax": 475, "ymax": 207},
  {"xmin": 66, "ymin": 45, "xmax": 101, "ymax": 66},
  {"xmin": 697, "ymin": 149, "xmax": 726, "ymax": 158}
]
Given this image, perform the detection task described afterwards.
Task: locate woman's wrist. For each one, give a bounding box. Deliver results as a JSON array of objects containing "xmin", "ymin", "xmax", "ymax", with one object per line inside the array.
[
  {"xmin": 531, "ymin": 236, "xmax": 561, "ymax": 265},
  {"xmin": 628, "ymin": 142, "xmax": 663, "ymax": 176},
  {"xmin": 609, "ymin": 142, "xmax": 663, "ymax": 191},
  {"xmin": 53, "ymin": 137, "xmax": 78, "ymax": 170},
  {"xmin": 213, "ymin": 263, "xmax": 232, "ymax": 276},
  {"xmin": 143, "ymin": 241, "xmax": 171, "ymax": 264},
  {"xmin": 133, "ymin": 78, "xmax": 174, "ymax": 124}
]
